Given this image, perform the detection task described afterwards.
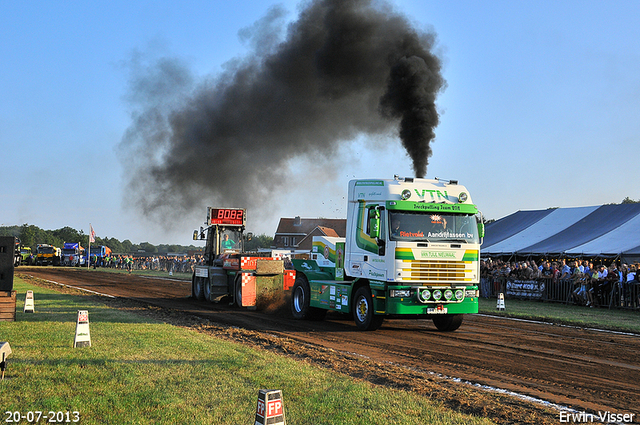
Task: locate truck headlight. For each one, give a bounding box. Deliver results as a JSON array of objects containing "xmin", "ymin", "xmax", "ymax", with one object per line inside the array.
[
  {"xmin": 432, "ymin": 289, "xmax": 442, "ymax": 301},
  {"xmin": 444, "ymin": 289, "xmax": 453, "ymax": 300},
  {"xmin": 455, "ymin": 289, "xmax": 464, "ymax": 300},
  {"xmin": 418, "ymin": 289, "xmax": 431, "ymax": 303}
]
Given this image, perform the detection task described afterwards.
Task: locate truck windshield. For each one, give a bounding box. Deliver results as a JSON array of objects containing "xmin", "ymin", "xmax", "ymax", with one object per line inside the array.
[
  {"xmin": 389, "ymin": 211, "xmax": 479, "ymax": 244},
  {"xmin": 220, "ymin": 229, "xmax": 242, "ymax": 252}
]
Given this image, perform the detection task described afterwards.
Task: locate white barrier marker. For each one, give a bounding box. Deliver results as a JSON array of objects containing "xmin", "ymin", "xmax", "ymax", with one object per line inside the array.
[
  {"xmin": 73, "ymin": 310, "xmax": 91, "ymax": 348},
  {"xmin": 23, "ymin": 291, "xmax": 35, "ymax": 313},
  {"xmin": 496, "ymin": 293, "xmax": 506, "ymax": 311},
  {"xmin": 0, "ymin": 342, "xmax": 11, "ymax": 380},
  {"xmin": 255, "ymin": 389, "xmax": 286, "ymax": 425}
]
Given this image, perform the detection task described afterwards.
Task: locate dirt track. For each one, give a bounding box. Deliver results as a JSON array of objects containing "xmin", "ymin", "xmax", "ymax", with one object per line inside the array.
[{"xmin": 19, "ymin": 268, "xmax": 640, "ymax": 424}]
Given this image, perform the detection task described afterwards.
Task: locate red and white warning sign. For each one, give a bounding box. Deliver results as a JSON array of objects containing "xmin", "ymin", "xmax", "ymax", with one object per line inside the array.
[
  {"xmin": 73, "ymin": 310, "xmax": 91, "ymax": 348},
  {"xmin": 240, "ymin": 256, "xmax": 279, "ymax": 271},
  {"xmin": 240, "ymin": 273, "xmax": 257, "ymax": 307},
  {"xmin": 23, "ymin": 290, "xmax": 35, "ymax": 313},
  {"xmin": 283, "ymin": 270, "xmax": 296, "ymax": 291},
  {"xmin": 254, "ymin": 389, "xmax": 285, "ymax": 425}
]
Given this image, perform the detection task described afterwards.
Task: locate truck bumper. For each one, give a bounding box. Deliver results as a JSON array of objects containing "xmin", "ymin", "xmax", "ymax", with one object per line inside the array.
[{"xmin": 375, "ymin": 285, "xmax": 479, "ymax": 315}]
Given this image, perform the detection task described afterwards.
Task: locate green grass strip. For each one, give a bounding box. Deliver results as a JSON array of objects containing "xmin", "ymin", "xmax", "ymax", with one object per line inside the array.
[
  {"xmin": 1, "ymin": 277, "xmax": 494, "ymax": 425},
  {"xmin": 479, "ymin": 297, "xmax": 640, "ymax": 333}
]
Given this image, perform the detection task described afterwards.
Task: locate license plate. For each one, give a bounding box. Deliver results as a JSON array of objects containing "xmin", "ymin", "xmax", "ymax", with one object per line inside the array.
[{"xmin": 427, "ymin": 307, "xmax": 448, "ymax": 314}]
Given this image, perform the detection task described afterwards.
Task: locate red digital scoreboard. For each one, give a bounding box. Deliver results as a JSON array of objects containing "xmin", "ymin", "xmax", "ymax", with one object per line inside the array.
[{"xmin": 207, "ymin": 208, "xmax": 246, "ymax": 226}]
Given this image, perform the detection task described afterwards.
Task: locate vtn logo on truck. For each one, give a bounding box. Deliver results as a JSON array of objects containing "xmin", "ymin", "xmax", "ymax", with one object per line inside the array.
[{"xmin": 415, "ymin": 189, "xmax": 449, "ymax": 200}]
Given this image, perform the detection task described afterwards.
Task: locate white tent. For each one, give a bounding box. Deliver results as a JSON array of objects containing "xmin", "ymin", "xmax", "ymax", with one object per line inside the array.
[{"xmin": 483, "ymin": 204, "xmax": 640, "ymax": 263}]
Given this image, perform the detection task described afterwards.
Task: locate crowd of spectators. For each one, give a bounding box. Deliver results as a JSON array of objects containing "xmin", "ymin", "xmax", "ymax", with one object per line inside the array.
[
  {"xmin": 481, "ymin": 258, "xmax": 640, "ymax": 308},
  {"xmin": 90, "ymin": 254, "xmax": 204, "ymax": 274}
]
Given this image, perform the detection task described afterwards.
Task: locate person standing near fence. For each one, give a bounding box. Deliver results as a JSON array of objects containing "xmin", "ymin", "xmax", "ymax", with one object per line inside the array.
[{"xmin": 625, "ymin": 265, "xmax": 637, "ymax": 307}]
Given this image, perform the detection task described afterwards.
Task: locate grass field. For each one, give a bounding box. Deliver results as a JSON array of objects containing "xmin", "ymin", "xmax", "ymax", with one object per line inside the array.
[
  {"xmin": 478, "ymin": 297, "xmax": 640, "ymax": 333},
  {"xmin": 1, "ymin": 276, "xmax": 495, "ymax": 425}
]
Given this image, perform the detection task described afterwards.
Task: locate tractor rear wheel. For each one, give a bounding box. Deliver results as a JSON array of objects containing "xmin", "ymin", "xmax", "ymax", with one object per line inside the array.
[
  {"xmin": 193, "ymin": 276, "xmax": 205, "ymax": 301},
  {"xmin": 203, "ymin": 278, "xmax": 213, "ymax": 302}
]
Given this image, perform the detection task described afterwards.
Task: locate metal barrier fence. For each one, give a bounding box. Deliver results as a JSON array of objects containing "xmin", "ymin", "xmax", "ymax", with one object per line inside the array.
[{"xmin": 481, "ymin": 276, "xmax": 640, "ymax": 310}]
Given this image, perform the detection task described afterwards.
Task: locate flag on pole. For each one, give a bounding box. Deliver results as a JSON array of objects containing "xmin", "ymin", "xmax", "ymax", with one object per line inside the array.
[{"xmin": 90, "ymin": 225, "xmax": 96, "ymax": 243}]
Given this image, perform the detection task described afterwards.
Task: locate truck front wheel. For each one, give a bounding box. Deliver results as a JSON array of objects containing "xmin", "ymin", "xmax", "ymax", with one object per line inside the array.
[
  {"xmin": 432, "ymin": 314, "xmax": 463, "ymax": 332},
  {"xmin": 353, "ymin": 286, "xmax": 383, "ymax": 331},
  {"xmin": 291, "ymin": 275, "xmax": 326, "ymax": 320}
]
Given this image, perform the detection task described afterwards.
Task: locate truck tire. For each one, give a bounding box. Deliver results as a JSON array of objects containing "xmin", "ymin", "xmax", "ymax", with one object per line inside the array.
[
  {"xmin": 193, "ymin": 276, "xmax": 205, "ymax": 301},
  {"xmin": 432, "ymin": 314, "xmax": 463, "ymax": 332},
  {"xmin": 203, "ymin": 278, "xmax": 212, "ymax": 302},
  {"xmin": 353, "ymin": 286, "xmax": 383, "ymax": 331},
  {"xmin": 234, "ymin": 275, "xmax": 244, "ymax": 308},
  {"xmin": 291, "ymin": 275, "xmax": 326, "ymax": 320}
]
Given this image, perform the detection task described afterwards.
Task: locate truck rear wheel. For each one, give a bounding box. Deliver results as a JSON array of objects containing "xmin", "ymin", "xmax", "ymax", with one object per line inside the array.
[
  {"xmin": 432, "ymin": 314, "xmax": 463, "ymax": 332},
  {"xmin": 353, "ymin": 286, "xmax": 383, "ymax": 331},
  {"xmin": 291, "ymin": 275, "xmax": 326, "ymax": 320},
  {"xmin": 193, "ymin": 276, "xmax": 205, "ymax": 301}
]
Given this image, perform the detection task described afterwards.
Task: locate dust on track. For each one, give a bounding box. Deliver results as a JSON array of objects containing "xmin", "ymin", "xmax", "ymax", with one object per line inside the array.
[{"xmin": 18, "ymin": 268, "xmax": 640, "ymax": 425}]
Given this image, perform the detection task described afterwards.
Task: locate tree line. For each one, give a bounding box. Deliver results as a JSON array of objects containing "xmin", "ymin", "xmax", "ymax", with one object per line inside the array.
[{"xmin": 0, "ymin": 224, "xmax": 274, "ymax": 254}]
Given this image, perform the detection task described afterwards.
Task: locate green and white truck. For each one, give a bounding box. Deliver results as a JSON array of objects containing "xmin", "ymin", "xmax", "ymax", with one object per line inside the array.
[{"xmin": 291, "ymin": 176, "xmax": 484, "ymax": 331}]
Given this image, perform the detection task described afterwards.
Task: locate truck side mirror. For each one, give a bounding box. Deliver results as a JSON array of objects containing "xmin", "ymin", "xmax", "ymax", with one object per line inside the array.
[
  {"xmin": 368, "ymin": 209, "xmax": 380, "ymax": 239},
  {"xmin": 476, "ymin": 213, "xmax": 485, "ymax": 240},
  {"xmin": 193, "ymin": 230, "xmax": 199, "ymax": 241}
]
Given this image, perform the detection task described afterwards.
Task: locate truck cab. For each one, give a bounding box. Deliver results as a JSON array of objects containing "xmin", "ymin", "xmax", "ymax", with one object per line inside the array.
[
  {"xmin": 61, "ymin": 242, "xmax": 86, "ymax": 267},
  {"xmin": 20, "ymin": 246, "xmax": 33, "ymax": 265},
  {"xmin": 291, "ymin": 177, "xmax": 484, "ymax": 331},
  {"xmin": 36, "ymin": 244, "xmax": 61, "ymax": 266}
]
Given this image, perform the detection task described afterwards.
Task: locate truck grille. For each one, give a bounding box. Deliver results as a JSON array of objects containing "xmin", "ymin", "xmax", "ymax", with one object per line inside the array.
[{"xmin": 400, "ymin": 259, "xmax": 472, "ymax": 282}]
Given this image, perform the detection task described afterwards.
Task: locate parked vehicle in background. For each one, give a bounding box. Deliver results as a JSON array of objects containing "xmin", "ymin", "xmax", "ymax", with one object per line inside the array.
[
  {"xmin": 20, "ymin": 246, "xmax": 33, "ymax": 265},
  {"xmin": 14, "ymin": 237, "xmax": 22, "ymax": 267},
  {"xmin": 88, "ymin": 245, "xmax": 112, "ymax": 266},
  {"xmin": 35, "ymin": 244, "xmax": 61, "ymax": 266},
  {"xmin": 61, "ymin": 242, "xmax": 86, "ymax": 267}
]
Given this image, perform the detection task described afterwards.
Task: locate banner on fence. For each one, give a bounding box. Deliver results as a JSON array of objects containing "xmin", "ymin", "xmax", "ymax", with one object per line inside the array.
[{"xmin": 506, "ymin": 279, "xmax": 545, "ymax": 299}]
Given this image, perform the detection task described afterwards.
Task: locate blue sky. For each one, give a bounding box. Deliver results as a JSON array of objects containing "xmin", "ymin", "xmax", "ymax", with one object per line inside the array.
[{"xmin": 2, "ymin": 0, "xmax": 639, "ymax": 245}]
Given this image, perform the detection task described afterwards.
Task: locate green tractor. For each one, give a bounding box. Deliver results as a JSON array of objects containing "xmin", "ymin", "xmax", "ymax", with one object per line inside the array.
[{"xmin": 20, "ymin": 245, "xmax": 33, "ymax": 265}]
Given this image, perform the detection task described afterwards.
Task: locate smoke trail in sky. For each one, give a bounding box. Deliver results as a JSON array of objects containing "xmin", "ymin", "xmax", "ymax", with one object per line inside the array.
[{"xmin": 119, "ymin": 0, "xmax": 445, "ymax": 224}]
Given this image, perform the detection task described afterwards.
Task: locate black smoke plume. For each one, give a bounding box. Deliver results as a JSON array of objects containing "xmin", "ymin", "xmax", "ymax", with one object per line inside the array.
[{"xmin": 119, "ymin": 0, "xmax": 445, "ymax": 224}]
